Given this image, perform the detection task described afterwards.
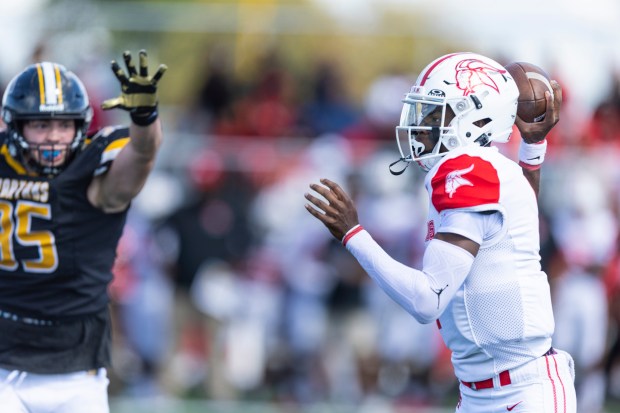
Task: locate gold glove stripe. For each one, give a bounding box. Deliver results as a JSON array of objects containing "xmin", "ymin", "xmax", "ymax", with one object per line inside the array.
[{"xmin": 123, "ymin": 93, "xmax": 158, "ymax": 108}]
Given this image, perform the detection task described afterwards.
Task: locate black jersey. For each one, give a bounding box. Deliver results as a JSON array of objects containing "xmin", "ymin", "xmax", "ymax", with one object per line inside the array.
[{"xmin": 0, "ymin": 126, "xmax": 131, "ymax": 319}]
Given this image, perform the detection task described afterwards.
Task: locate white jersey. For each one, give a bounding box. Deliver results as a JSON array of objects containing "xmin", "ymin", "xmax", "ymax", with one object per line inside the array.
[{"xmin": 425, "ymin": 144, "xmax": 554, "ymax": 381}]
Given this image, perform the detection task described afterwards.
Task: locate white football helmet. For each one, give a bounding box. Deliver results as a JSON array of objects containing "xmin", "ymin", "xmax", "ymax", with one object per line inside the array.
[{"xmin": 394, "ymin": 52, "xmax": 519, "ymax": 172}]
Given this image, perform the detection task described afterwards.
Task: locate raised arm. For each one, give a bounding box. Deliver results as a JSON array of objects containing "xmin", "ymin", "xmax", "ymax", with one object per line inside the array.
[
  {"xmin": 515, "ymin": 80, "xmax": 563, "ymax": 197},
  {"xmin": 87, "ymin": 50, "xmax": 167, "ymax": 213}
]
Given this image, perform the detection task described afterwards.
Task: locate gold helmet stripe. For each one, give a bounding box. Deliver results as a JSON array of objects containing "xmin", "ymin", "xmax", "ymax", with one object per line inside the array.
[
  {"xmin": 37, "ymin": 62, "xmax": 62, "ymax": 106},
  {"xmin": 54, "ymin": 64, "xmax": 63, "ymax": 104},
  {"xmin": 36, "ymin": 64, "xmax": 45, "ymax": 105}
]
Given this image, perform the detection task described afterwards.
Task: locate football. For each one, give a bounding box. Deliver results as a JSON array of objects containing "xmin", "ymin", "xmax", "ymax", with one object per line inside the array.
[{"xmin": 504, "ymin": 61, "xmax": 553, "ymax": 123}]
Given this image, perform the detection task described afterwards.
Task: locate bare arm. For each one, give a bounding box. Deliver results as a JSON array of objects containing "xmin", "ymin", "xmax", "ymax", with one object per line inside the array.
[
  {"xmin": 87, "ymin": 49, "xmax": 167, "ymax": 213},
  {"xmin": 521, "ymin": 168, "xmax": 541, "ymax": 197},
  {"xmin": 88, "ymin": 119, "xmax": 162, "ymax": 212}
]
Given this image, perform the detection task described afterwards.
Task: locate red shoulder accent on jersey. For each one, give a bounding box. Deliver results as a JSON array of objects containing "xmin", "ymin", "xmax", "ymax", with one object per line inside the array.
[{"xmin": 431, "ymin": 154, "xmax": 500, "ymax": 212}]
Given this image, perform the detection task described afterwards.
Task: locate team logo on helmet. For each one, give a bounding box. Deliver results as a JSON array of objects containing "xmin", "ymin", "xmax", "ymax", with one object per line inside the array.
[
  {"xmin": 454, "ymin": 59, "xmax": 506, "ymax": 96},
  {"xmin": 39, "ymin": 104, "xmax": 65, "ymax": 112}
]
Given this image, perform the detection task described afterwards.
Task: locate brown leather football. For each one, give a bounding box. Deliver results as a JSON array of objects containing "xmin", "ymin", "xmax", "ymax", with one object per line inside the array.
[{"xmin": 504, "ymin": 61, "xmax": 553, "ymax": 123}]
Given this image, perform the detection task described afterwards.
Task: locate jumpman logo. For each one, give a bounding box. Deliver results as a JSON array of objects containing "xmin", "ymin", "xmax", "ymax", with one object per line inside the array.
[{"xmin": 431, "ymin": 284, "xmax": 449, "ymax": 309}]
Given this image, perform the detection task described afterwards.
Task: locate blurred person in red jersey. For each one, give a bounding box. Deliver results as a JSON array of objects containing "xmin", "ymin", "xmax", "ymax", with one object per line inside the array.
[
  {"xmin": 575, "ymin": 69, "xmax": 620, "ymax": 149},
  {"xmin": 214, "ymin": 51, "xmax": 299, "ymax": 138}
]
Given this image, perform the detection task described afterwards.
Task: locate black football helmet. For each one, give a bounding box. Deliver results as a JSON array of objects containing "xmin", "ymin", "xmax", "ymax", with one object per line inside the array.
[{"xmin": 1, "ymin": 62, "xmax": 93, "ymax": 175}]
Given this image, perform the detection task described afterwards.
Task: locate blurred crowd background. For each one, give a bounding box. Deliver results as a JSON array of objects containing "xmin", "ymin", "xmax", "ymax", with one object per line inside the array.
[{"xmin": 3, "ymin": 0, "xmax": 620, "ymax": 412}]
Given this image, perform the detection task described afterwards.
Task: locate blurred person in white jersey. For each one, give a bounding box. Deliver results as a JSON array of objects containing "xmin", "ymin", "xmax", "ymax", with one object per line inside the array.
[
  {"xmin": 550, "ymin": 169, "xmax": 616, "ymax": 413},
  {"xmin": 304, "ymin": 52, "xmax": 576, "ymax": 412}
]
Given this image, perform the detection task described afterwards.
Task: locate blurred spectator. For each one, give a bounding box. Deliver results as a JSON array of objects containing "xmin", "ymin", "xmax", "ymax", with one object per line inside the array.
[
  {"xmin": 215, "ymin": 50, "xmax": 299, "ymax": 137},
  {"xmin": 576, "ymin": 67, "xmax": 620, "ymax": 149},
  {"xmin": 160, "ymin": 149, "xmax": 255, "ymax": 291},
  {"xmin": 156, "ymin": 149, "xmax": 257, "ymax": 397},
  {"xmin": 250, "ymin": 134, "xmax": 355, "ymax": 401},
  {"xmin": 604, "ymin": 242, "xmax": 620, "ymax": 403},
  {"xmin": 197, "ymin": 48, "xmax": 234, "ymax": 125},
  {"xmin": 343, "ymin": 72, "xmax": 413, "ymax": 142},
  {"xmin": 298, "ymin": 61, "xmax": 360, "ymax": 136},
  {"xmin": 188, "ymin": 46, "xmax": 236, "ymax": 135},
  {"xmin": 110, "ymin": 209, "xmax": 174, "ymax": 398},
  {"xmin": 581, "ymin": 101, "xmax": 620, "ymax": 148},
  {"xmin": 550, "ymin": 168, "xmax": 617, "ymax": 413}
]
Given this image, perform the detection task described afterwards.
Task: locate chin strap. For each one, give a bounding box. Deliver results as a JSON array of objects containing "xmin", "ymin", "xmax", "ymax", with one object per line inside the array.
[
  {"xmin": 474, "ymin": 133, "xmax": 490, "ymax": 147},
  {"xmin": 389, "ymin": 157, "xmax": 411, "ymax": 176}
]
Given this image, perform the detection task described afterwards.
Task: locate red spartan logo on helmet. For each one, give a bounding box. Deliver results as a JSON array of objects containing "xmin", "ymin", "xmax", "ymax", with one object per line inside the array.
[{"xmin": 454, "ymin": 59, "xmax": 506, "ymax": 96}]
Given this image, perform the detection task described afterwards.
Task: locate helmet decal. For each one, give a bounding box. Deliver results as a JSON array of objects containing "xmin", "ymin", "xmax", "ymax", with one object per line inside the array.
[
  {"xmin": 454, "ymin": 58, "xmax": 506, "ymax": 96},
  {"xmin": 36, "ymin": 62, "xmax": 65, "ymax": 111}
]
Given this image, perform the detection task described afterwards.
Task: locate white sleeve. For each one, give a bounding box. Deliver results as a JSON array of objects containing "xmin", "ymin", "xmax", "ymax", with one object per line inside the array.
[
  {"xmin": 438, "ymin": 209, "xmax": 503, "ymax": 244},
  {"xmin": 345, "ymin": 229, "xmax": 474, "ymax": 324}
]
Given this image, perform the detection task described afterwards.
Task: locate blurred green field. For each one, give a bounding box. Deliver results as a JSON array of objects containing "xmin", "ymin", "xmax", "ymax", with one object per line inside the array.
[
  {"xmin": 110, "ymin": 397, "xmax": 620, "ymax": 413},
  {"xmin": 110, "ymin": 398, "xmax": 454, "ymax": 413}
]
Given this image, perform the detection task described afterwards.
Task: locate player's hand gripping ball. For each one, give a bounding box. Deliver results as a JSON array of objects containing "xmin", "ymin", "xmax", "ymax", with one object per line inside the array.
[{"xmin": 505, "ymin": 62, "xmax": 553, "ymax": 123}]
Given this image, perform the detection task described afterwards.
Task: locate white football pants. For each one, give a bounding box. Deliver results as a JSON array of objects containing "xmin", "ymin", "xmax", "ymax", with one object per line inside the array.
[
  {"xmin": 456, "ymin": 349, "xmax": 576, "ymax": 413},
  {"xmin": 0, "ymin": 367, "xmax": 109, "ymax": 413}
]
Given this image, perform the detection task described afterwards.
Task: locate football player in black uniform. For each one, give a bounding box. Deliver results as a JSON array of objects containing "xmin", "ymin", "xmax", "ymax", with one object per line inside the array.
[{"xmin": 0, "ymin": 50, "xmax": 166, "ymax": 413}]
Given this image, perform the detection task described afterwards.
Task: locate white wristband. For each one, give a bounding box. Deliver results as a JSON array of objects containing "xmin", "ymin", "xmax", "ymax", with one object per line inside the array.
[{"xmin": 518, "ymin": 139, "xmax": 547, "ymax": 170}]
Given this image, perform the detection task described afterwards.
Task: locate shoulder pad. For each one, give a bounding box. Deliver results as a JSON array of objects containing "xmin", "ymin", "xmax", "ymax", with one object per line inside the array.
[
  {"xmin": 89, "ymin": 125, "xmax": 129, "ymax": 142},
  {"xmin": 430, "ymin": 154, "xmax": 500, "ymax": 213}
]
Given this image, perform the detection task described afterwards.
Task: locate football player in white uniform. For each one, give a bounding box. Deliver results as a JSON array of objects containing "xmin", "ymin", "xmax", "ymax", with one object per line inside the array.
[{"xmin": 304, "ymin": 52, "xmax": 576, "ymax": 412}]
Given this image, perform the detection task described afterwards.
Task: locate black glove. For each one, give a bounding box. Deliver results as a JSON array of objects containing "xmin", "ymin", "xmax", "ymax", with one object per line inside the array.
[{"xmin": 101, "ymin": 49, "xmax": 167, "ymax": 126}]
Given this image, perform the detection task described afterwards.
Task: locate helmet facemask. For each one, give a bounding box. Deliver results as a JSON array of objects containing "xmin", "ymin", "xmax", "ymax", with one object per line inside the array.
[
  {"xmin": 395, "ymin": 92, "xmax": 463, "ymax": 172},
  {"xmin": 10, "ymin": 119, "xmax": 86, "ymax": 176}
]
